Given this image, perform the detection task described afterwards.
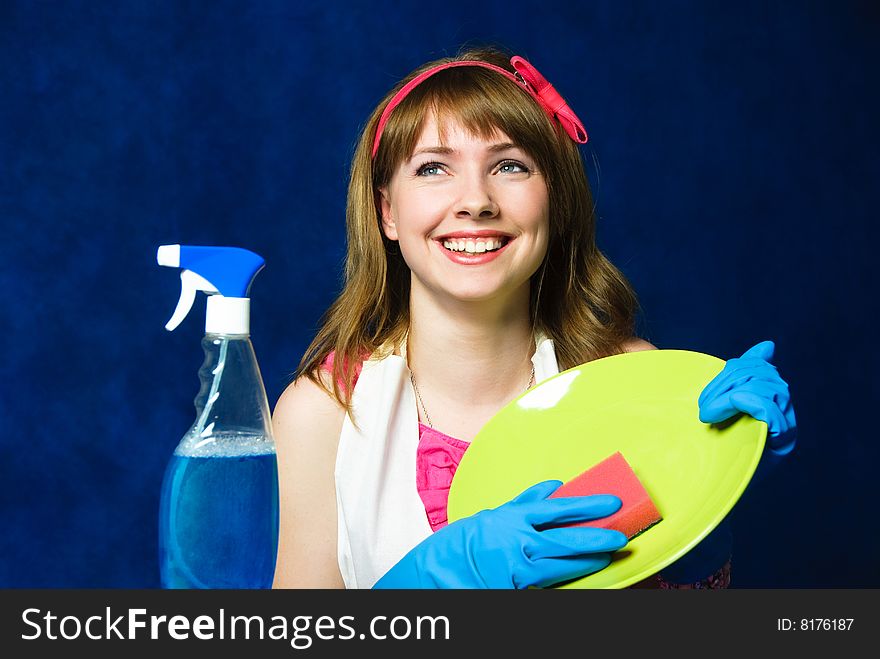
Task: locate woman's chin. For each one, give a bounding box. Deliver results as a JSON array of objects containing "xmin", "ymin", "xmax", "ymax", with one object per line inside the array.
[{"xmin": 433, "ymin": 282, "xmax": 524, "ymax": 306}]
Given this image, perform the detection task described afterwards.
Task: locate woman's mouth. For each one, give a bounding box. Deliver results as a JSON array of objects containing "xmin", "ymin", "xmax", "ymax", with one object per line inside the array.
[
  {"xmin": 440, "ymin": 236, "xmax": 509, "ymax": 254},
  {"xmin": 433, "ymin": 234, "xmax": 514, "ymax": 264}
]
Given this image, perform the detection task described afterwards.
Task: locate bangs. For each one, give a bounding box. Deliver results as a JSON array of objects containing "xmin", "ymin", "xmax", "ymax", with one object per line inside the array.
[{"xmin": 373, "ymin": 66, "xmax": 558, "ymax": 182}]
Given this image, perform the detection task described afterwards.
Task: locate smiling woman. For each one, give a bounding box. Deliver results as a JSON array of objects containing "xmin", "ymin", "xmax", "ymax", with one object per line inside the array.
[
  {"xmin": 270, "ymin": 46, "xmax": 644, "ymax": 590},
  {"xmin": 269, "ymin": 45, "xmax": 795, "ymax": 591}
]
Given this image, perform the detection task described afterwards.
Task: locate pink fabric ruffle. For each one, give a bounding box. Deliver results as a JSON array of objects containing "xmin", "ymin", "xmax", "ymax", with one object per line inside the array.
[
  {"xmin": 320, "ymin": 349, "xmax": 366, "ymax": 391},
  {"xmin": 415, "ymin": 423, "xmax": 470, "ymax": 531}
]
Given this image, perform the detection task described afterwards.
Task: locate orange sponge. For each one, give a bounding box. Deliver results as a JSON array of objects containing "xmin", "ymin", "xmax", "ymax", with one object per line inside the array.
[{"xmin": 549, "ymin": 451, "xmax": 662, "ymax": 539}]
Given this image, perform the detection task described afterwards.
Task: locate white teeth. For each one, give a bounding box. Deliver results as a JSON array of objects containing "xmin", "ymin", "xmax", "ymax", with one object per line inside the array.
[{"xmin": 442, "ymin": 238, "xmax": 506, "ymax": 253}]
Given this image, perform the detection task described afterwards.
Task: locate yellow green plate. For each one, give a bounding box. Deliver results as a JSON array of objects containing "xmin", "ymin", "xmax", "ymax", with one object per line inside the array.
[{"xmin": 447, "ymin": 349, "xmax": 766, "ymax": 589}]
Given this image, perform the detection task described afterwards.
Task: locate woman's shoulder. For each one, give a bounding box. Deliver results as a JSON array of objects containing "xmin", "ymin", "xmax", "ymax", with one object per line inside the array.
[
  {"xmin": 622, "ymin": 337, "xmax": 658, "ymax": 352},
  {"xmin": 272, "ymin": 370, "xmax": 347, "ymax": 445}
]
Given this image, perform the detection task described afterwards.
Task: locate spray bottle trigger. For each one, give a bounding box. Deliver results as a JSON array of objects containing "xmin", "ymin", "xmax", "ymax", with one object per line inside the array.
[{"xmin": 165, "ymin": 270, "xmax": 219, "ymax": 331}]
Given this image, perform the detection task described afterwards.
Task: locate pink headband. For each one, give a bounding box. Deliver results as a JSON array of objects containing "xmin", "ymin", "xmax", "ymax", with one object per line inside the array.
[{"xmin": 371, "ymin": 55, "xmax": 588, "ymax": 159}]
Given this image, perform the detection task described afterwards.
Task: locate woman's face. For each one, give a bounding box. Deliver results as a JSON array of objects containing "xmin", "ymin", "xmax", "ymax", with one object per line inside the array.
[{"xmin": 379, "ymin": 113, "xmax": 550, "ymax": 306}]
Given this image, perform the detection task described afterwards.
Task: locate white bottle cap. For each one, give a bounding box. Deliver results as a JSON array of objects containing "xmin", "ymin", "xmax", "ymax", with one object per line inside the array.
[
  {"xmin": 205, "ymin": 296, "xmax": 250, "ymax": 335},
  {"xmin": 156, "ymin": 244, "xmax": 181, "ymax": 268}
]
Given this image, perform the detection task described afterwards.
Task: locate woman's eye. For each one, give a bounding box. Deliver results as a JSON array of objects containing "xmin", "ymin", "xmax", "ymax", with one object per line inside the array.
[
  {"xmin": 416, "ymin": 162, "xmax": 445, "ymax": 176},
  {"xmin": 497, "ymin": 160, "xmax": 529, "ymax": 174}
]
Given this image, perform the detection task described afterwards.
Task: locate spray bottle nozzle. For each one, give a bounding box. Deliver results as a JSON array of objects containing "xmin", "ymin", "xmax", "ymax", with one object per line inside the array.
[{"xmin": 157, "ymin": 244, "xmax": 266, "ymax": 334}]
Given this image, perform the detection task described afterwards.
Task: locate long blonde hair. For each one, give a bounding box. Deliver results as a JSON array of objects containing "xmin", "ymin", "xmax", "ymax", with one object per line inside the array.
[{"xmin": 297, "ymin": 45, "xmax": 639, "ymax": 415}]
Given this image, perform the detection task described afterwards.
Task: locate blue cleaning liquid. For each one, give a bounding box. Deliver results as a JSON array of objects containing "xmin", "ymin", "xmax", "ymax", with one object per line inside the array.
[{"xmin": 159, "ymin": 433, "xmax": 279, "ymax": 589}]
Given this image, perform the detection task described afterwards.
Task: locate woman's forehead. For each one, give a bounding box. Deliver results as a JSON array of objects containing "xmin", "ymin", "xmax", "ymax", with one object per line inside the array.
[{"xmin": 411, "ymin": 111, "xmax": 512, "ymax": 152}]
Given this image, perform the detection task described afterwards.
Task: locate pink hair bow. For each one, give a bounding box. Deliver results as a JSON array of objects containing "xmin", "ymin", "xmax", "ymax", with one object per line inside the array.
[{"xmin": 511, "ymin": 56, "xmax": 588, "ymax": 144}]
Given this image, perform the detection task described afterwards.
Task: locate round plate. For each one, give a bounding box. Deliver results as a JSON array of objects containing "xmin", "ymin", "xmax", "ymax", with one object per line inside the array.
[{"xmin": 447, "ymin": 349, "xmax": 766, "ymax": 589}]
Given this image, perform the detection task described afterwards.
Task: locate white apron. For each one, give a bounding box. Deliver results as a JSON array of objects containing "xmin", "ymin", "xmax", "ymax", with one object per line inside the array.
[{"xmin": 334, "ymin": 333, "xmax": 560, "ymax": 588}]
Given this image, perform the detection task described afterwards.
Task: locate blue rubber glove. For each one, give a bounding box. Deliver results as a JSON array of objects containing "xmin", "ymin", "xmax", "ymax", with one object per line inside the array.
[
  {"xmin": 698, "ymin": 340, "xmax": 797, "ymax": 456},
  {"xmin": 373, "ymin": 480, "xmax": 628, "ymax": 589}
]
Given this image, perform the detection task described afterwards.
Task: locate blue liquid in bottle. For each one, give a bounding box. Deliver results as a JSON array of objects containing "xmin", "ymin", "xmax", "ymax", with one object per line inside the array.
[{"xmin": 159, "ymin": 433, "xmax": 279, "ymax": 589}]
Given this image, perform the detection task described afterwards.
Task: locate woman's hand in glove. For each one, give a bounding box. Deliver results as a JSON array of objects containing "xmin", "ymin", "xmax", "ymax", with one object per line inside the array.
[
  {"xmin": 699, "ymin": 340, "xmax": 797, "ymax": 456},
  {"xmin": 373, "ymin": 480, "xmax": 628, "ymax": 589}
]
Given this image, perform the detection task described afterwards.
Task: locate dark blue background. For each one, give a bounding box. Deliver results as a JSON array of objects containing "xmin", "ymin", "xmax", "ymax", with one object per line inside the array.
[{"xmin": 2, "ymin": 0, "xmax": 877, "ymax": 588}]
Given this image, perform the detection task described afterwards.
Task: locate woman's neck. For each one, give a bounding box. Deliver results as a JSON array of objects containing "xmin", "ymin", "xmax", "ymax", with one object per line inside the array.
[{"xmin": 404, "ymin": 283, "xmax": 537, "ymax": 417}]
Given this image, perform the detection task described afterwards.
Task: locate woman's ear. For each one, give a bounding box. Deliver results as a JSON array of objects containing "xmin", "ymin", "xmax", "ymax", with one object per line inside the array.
[{"xmin": 378, "ymin": 187, "xmax": 398, "ymax": 241}]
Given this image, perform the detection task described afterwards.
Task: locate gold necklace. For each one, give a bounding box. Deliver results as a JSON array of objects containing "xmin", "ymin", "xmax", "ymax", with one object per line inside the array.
[{"xmin": 409, "ymin": 363, "xmax": 536, "ymax": 429}]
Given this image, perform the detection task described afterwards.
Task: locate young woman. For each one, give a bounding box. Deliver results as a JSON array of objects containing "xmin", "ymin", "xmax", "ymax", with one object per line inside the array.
[{"xmin": 271, "ymin": 46, "xmax": 796, "ymax": 589}]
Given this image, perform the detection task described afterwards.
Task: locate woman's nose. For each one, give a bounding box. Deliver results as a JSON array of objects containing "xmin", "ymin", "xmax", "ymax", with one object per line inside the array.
[{"xmin": 454, "ymin": 175, "xmax": 499, "ymax": 219}]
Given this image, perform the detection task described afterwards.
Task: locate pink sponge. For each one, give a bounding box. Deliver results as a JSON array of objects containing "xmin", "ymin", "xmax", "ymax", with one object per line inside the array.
[{"xmin": 549, "ymin": 451, "xmax": 662, "ymax": 539}]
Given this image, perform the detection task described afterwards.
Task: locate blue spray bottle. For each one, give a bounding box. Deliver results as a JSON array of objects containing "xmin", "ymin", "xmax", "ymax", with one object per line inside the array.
[{"xmin": 156, "ymin": 244, "xmax": 278, "ymax": 589}]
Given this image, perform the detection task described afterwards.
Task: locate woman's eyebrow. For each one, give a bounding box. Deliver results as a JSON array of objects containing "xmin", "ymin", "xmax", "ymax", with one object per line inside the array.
[{"xmin": 408, "ymin": 142, "xmax": 522, "ymax": 160}]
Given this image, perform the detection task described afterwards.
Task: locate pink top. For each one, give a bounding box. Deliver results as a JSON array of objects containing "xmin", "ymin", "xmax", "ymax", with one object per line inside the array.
[{"xmin": 415, "ymin": 424, "xmax": 468, "ymax": 531}]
